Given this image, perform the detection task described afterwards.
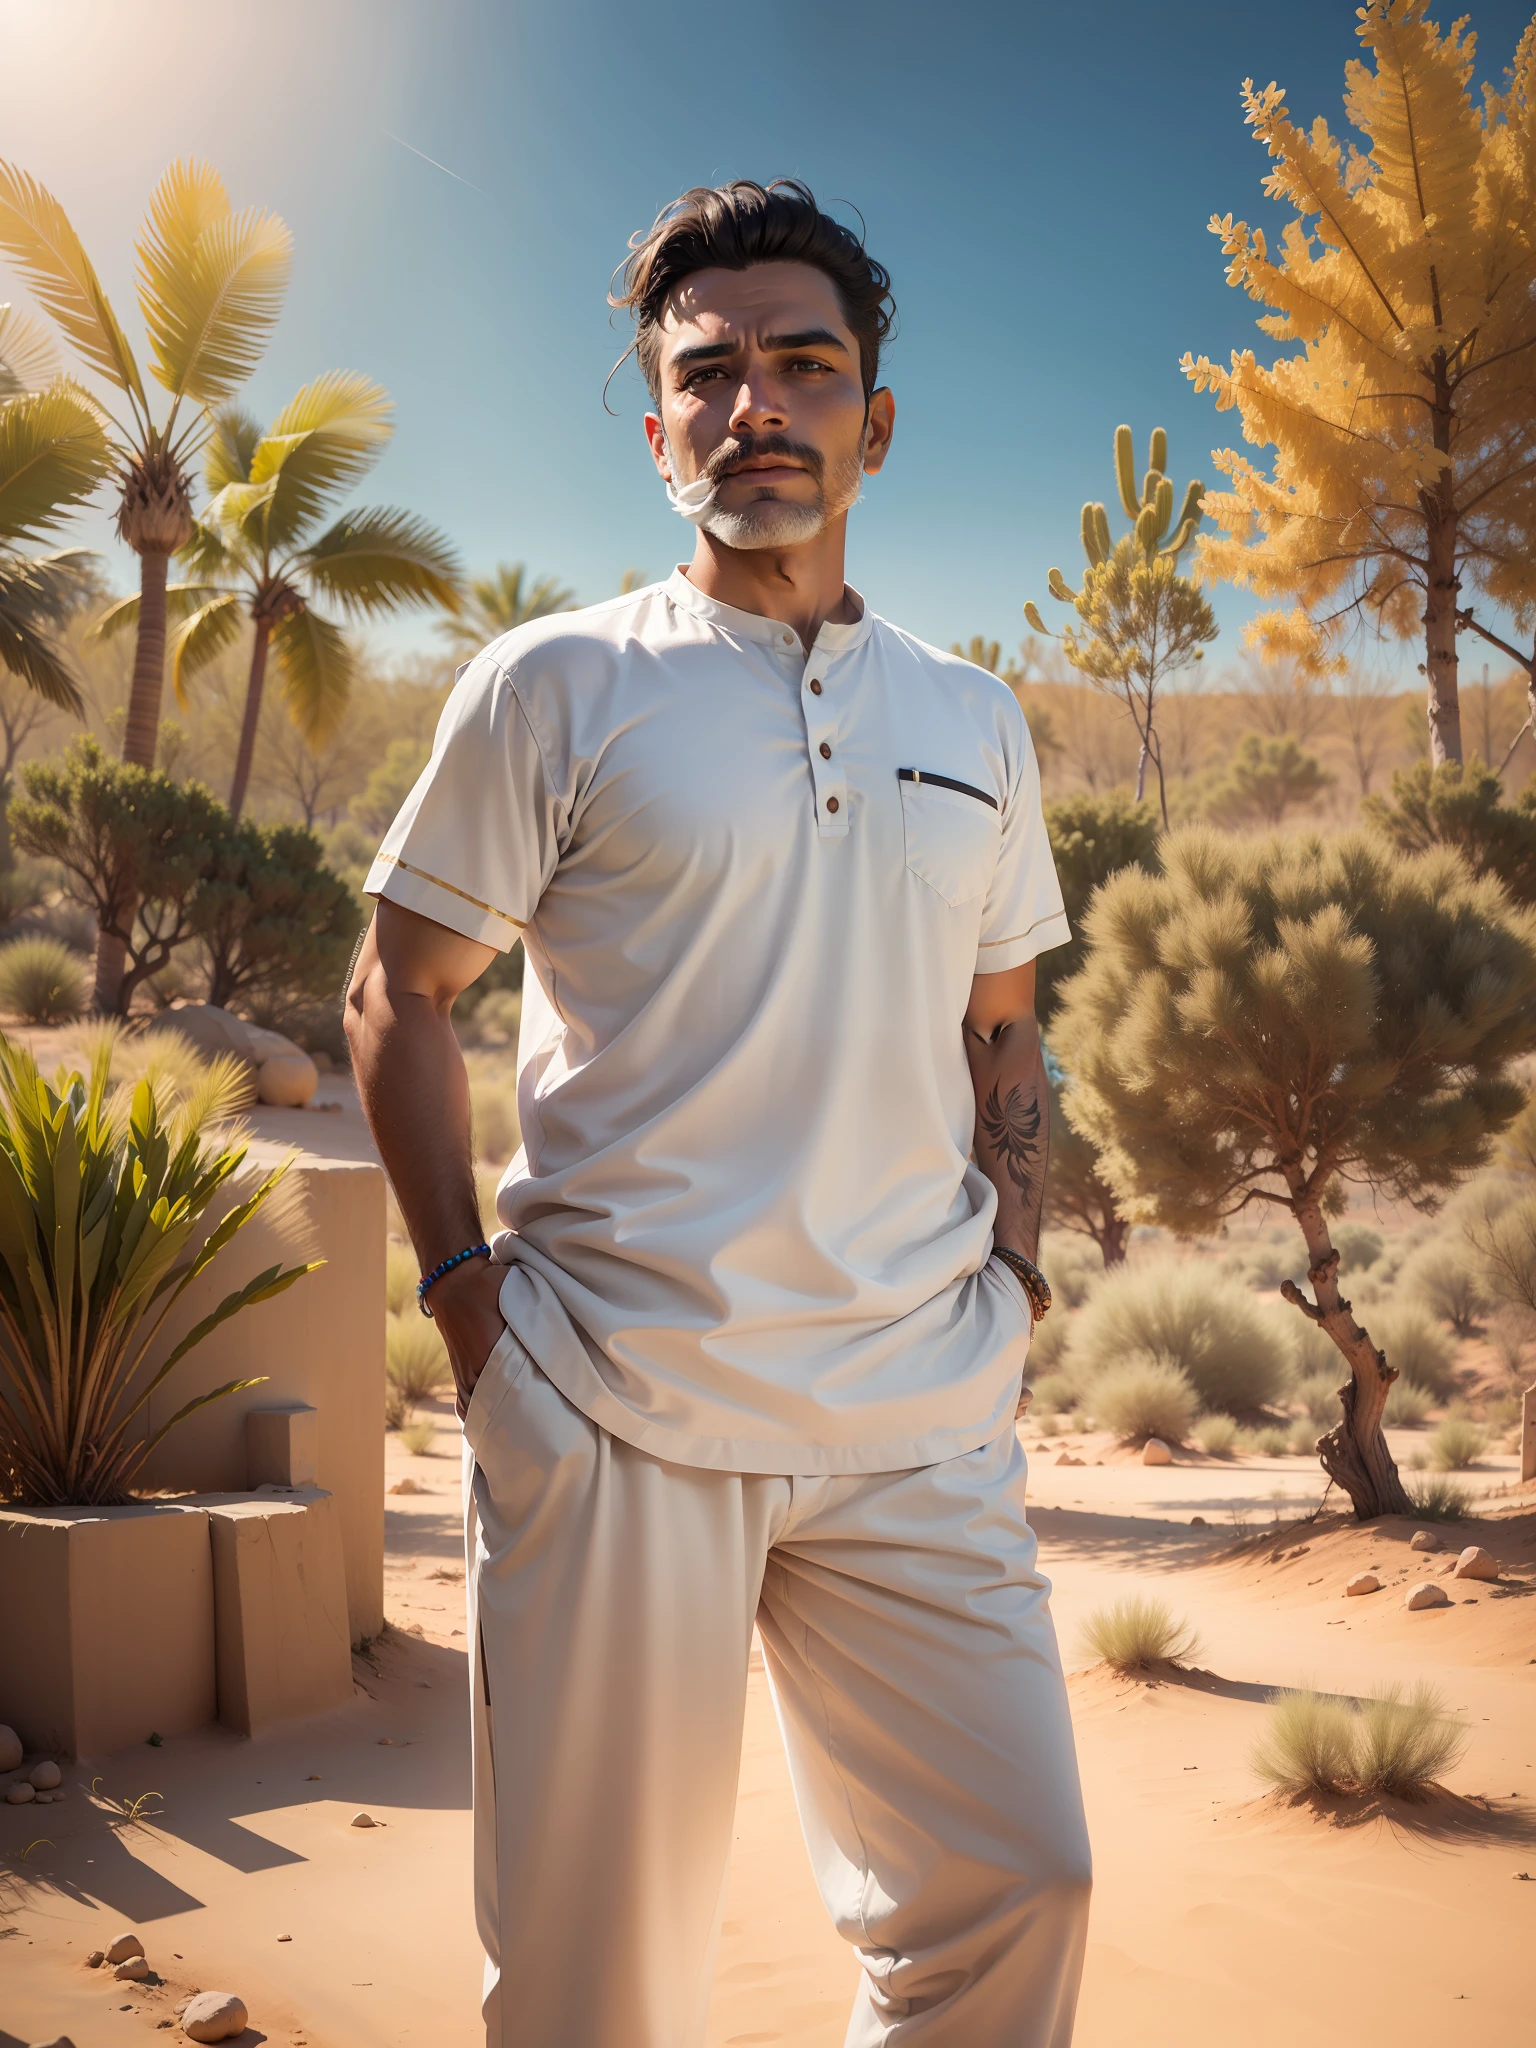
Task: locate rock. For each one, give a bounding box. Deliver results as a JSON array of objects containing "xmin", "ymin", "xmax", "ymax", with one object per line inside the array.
[
  {"xmin": 1453, "ymin": 1545, "xmax": 1499, "ymax": 1581},
  {"xmin": 1405, "ymin": 1580, "xmax": 1452, "ymax": 1610},
  {"xmin": 1142, "ymin": 1438, "xmax": 1173, "ymax": 1466},
  {"xmin": 28, "ymin": 1759, "xmax": 61, "ymax": 1789},
  {"xmin": 33, "ymin": 1790, "xmax": 53, "ymax": 1803},
  {"xmin": 105, "ymin": 1933, "xmax": 145, "ymax": 1965},
  {"xmin": 1191, "ymin": 1515, "xmax": 1208, "ymax": 1527},
  {"xmin": 143, "ymin": 1002, "xmax": 257, "ymax": 1072},
  {"xmin": 311, "ymin": 1048, "xmax": 335, "ymax": 1072},
  {"xmin": 256, "ymin": 1052, "xmax": 318, "ymax": 1108},
  {"xmin": 1410, "ymin": 1528, "xmax": 1442, "ymax": 1552},
  {"xmin": 0, "ymin": 1724, "xmax": 21, "ymax": 1770},
  {"xmin": 244, "ymin": 1025, "xmax": 305, "ymax": 1065},
  {"xmin": 180, "ymin": 1991, "xmax": 248, "ymax": 2042},
  {"xmin": 1054, "ymin": 1451, "xmax": 1084, "ymax": 1466},
  {"xmin": 114, "ymin": 1955, "xmax": 151, "ymax": 1981},
  {"xmin": 350, "ymin": 1810, "xmax": 376, "ymax": 1828},
  {"xmin": 6, "ymin": 1780, "xmax": 35, "ymax": 1803},
  {"xmin": 389, "ymin": 1478, "xmax": 422, "ymax": 1495},
  {"xmin": 87, "ymin": 1950, "xmax": 105, "ymax": 1968},
  {"xmin": 1346, "ymin": 1572, "xmax": 1380, "ymax": 1596}
]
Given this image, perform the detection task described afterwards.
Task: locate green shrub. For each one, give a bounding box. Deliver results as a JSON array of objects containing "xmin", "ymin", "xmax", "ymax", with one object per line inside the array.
[
  {"xmin": 1286, "ymin": 1416, "xmax": 1318, "ymax": 1456},
  {"xmin": 1383, "ymin": 1377, "xmax": 1434, "ymax": 1428},
  {"xmin": 1252, "ymin": 1690, "xmax": 1357, "ymax": 1795},
  {"xmin": 1429, "ymin": 1416, "xmax": 1486, "ymax": 1470},
  {"xmin": 1195, "ymin": 1412, "xmax": 1238, "ymax": 1457},
  {"xmin": 1091, "ymin": 1355, "xmax": 1198, "ymax": 1444},
  {"xmin": 1405, "ymin": 1473, "xmax": 1474, "ymax": 1521},
  {"xmin": 1252, "ymin": 1680, "xmax": 1466, "ymax": 1802},
  {"xmin": 1295, "ymin": 1367, "xmax": 1343, "ymax": 1423},
  {"xmin": 1082, "ymin": 1595, "xmax": 1200, "ymax": 1674},
  {"xmin": 1332, "ymin": 1222, "xmax": 1385, "ymax": 1274},
  {"xmin": 386, "ymin": 1313, "xmax": 451, "ymax": 1405},
  {"xmin": 1238, "ymin": 1423, "xmax": 1291, "ymax": 1457},
  {"xmin": 1371, "ymin": 1304, "xmax": 1460, "ymax": 1398},
  {"xmin": 1037, "ymin": 1232, "xmax": 1104, "ymax": 1310},
  {"xmin": 1408, "ymin": 1241, "xmax": 1488, "ymax": 1335},
  {"xmin": 0, "ymin": 934, "xmax": 89, "ymax": 1022},
  {"xmin": 399, "ymin": 1418, "xmax": 436, "ymax": 1457},
  {"xmin": 1067, "ymin": 1261, "xmax": 1286, "ymax": 1414},
  {"xmin": 385, "ymin": 1240, "xmax": 417, "ymax": 1317}
]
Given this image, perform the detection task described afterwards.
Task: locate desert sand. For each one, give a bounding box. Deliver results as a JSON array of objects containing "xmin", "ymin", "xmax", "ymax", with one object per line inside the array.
[{"xmin": 3, "ymin": 1066, "xmax": 1534, "ymax": 2046}]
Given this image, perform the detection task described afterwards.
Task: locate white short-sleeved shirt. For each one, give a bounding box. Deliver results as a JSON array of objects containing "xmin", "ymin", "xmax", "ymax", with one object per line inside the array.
[{"xmin": 365, "ymin": 570, "xmax": 1068, "ymax": 1474}]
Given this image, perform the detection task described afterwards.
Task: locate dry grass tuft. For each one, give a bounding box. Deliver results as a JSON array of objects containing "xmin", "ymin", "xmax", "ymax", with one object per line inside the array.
[
  {"xmin": 1405, "ymin": 1473, "xmax": 1475, "ymax": 1522},
  {"xmin": 386, "ymin": 1313, "xmax": 452, "ymax": 1419},
  {"xmin": 1090, "ymin": 1356, "xmax": 1198, "ymax": 1444},
  {"xmin": 386, "ymin": 1239, "xmax": 418, "ymax": 1316},
  {"xmin": 399, "ymin": 1418, "xmax": 437, "ymax": 1457},
  {"xmin": 1383, "ymin": 1376, "xmax": 1434, "ymax": 1428},
  {"xmin": 1082, "ymin": 1595, "xmax": 1201, "ymax": 1674},
  {"xmin": 1253, "ymin": 1683, "xmax": 1466, "ymax": 1801},
  {"xmin": 1195, "ymin": 1412, "xmax": 1238, "ymax": 1457},
  {"xmin": 0, "ymin": 935, "xmax": 89, "ymax": 1023},
  {"xmin": 1430, "ymin": 1416, "xmax": 1486, "ymax": 1469}
]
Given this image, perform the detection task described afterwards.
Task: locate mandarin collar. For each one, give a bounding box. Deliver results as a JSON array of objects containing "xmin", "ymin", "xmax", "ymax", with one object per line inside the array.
[{"xmin": 665, "ymin": 567, "xmax": 874, "ymax": 657}]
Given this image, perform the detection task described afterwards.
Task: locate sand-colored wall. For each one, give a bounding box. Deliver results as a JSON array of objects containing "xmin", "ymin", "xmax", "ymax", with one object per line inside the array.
[{"xmin": 136, "ymin": 1148, "xmax": 386, "ymax": 1644}]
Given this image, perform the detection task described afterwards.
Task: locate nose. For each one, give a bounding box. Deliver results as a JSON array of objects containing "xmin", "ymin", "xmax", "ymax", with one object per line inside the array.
[{"xmin": 727, "ymin": 373, "xmax": 787, "ymax": 438}]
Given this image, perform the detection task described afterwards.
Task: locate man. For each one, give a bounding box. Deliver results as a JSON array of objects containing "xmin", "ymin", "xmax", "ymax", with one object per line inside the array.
[{"xmin": 347, "ymin": 178, "xmax": 1090, "ymax": 2048}]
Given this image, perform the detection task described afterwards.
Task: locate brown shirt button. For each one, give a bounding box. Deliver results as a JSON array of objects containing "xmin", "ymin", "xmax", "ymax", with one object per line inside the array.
[
  {"xmin": 809, "ymin": 679, "xmax": 823, "ymax": 695},
  {"xmin": 819, "ymin": 741, "xmax": 832, "ymax": 760},
  {"xmin": 825, "ymin": 795, "xmax": 840, "ymax": 814}
]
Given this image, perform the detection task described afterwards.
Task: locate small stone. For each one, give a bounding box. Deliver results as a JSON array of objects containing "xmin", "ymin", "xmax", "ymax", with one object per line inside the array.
[
  {"xmin": 350, "ymin": 1810, "xmax": 376, "ymax": 1827},
  {"xmin": 180, "ymin": 1991, "xmax": 248, "ymax": 2042},
  {"xmin": 33, "ymin": 1790, "xmax": 53, "ymax": 1803},
  {"xmin": 1453, "ymin": 1545, "xmax": 1499, "ymax": 1582},
  {"xmin": 389, "ymin": 1478, "xmax": 422, "ymax": 1495},
  {"xmin": 0, "ymin": 1724, "xmax": 21, "ymax": 1770},
  {"xmin": 1190, "ymin": 1515, "xmax": 1208, "ymax": 1527},
  {"xmin": 1405, "ymin": 1580, "xmax": 1452, "ymax": 1610},
  {"xmin": 1142, "ymin": 1438, "xmax": 1173, "ymax": 1465},
  {"xmin": 1410, "ymin": 1529, "xmax": 1442, "ymax": 1552},
  {"xmin": 1346, "ymin": 1571, "xmax": 1381, "ymax": 1596},
  {"xmin": 106, "ymin": 1933, "xmax": 145, "ymax": 1964},
  {"xmin": 1054, "ymin": 1451, "xmax": 1084, "ymax": 1466},
  {"xmin": 6, "ymin": 1780, "xmax": 35, "ymax": 1803},
  {"xmin": 28, "ymin": 1759, "xmax": 61, "ymax": 1789},
  {"xmin": 87, "ymin": 1950, "xmax": 105, "ymax": 1968},
  {"xmin": 256, "ymin": 1051, "xmax": 318, "ymax": 1108},
  {"xmin": 278, "ymin": 1933, "xmax": 292, "ymax": 1941},
  {"xmin": 114, "ymin": 1955, "xmax": 151, "ymax": 1981}
]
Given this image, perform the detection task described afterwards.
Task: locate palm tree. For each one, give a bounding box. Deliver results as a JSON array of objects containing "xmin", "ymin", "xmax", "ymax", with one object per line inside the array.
[
  {"xmin": 0, "ymin": 303, "xmax": 112, "ymax": 713},
  {"xmin": 437, "ymin": 562, "xmax": 575, "ymax": 660},
  {"xmin": 95, "ymin": 374, "xmax": 462, "ymax": 818},
  {"xmin": 0, "ymin": 160, "xmax": 289, "ymax": 1006}
]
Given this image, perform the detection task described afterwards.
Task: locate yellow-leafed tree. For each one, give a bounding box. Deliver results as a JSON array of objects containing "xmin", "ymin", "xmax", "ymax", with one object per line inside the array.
[{"xmin": 1182, "ymin": 2, "xmax": 1536, "ymax": 766}]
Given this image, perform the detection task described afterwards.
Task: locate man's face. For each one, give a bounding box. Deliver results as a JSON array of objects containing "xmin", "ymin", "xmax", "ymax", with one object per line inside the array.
[{"xmin": 644, "ymin": 261, "xmax": 893, "ymax": 551}]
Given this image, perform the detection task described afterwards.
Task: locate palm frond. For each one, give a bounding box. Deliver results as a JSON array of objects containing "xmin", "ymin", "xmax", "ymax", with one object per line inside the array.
[
  {"xmin": 299, "ymin": 506, "xmax": 462, "ymax": 618},
  {"xmin": 201, "ymin": 475, "xmax": 277, "ymax": 554},
  {"xmin": 178, "ymin": 517, "xmax": 241, "ymax": 582},
  {"xmin": 438, "ymin": 561, "xmax": 575, "ymax": 654},
  {"xmin": 271, "ymin": 605, "xmax": 354, "ymax": 743},
  {"xmin": 204, "ymin": 403, "xmax": 261, "ymax": 492},
  {"xmin": 0, "ymin": 552, "xmax": 87, "ymax": 709},
  {"xmin": 88, "ymin": 579, "xmax": 224, "ymax": 647},
  {"xmin": 0, "ymin": 162, "xmax": 145, "ymax": 408},
  {"xmin": 247, "ymin": 371, "xmax": 393, "ymax": 544},
  {"xmin": 0, "ymin": 303, "xmax": 57, "ymax": 397},
  {"xmin": 136, "ymin": 159, "xmax": 291, "ymax": 407},
  {"xmin": 169, "ymin": 590, "xmax": 244, "ymax": 704},
  {"xmin": 0, "ymin": 381, "xmax": 113, "ymax": 543}
]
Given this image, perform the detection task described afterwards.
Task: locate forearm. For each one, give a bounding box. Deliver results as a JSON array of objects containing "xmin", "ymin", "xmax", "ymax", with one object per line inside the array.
[
  {"xmin": 966, "ymin": 1012, "xmax": 1050, "ymax": 1263},
  {"xmin": 346, "ymin": 942, "xmax": 483, "ymax": 1271}
]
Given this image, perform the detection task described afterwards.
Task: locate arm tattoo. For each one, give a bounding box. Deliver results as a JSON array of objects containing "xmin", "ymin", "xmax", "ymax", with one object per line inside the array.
[{"xmin": 980, "ymin": 1081, "xmax": 1042, "ymax": 1198}]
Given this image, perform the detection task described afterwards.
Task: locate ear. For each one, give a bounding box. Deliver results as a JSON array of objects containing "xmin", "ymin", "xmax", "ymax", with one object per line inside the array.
[
  {"xmin": 863, "ymin": 388, "xmax": 896, "ymax": 477},
  {"xmin": 643, "ymin": 412, "xmax": 673, "ymax": 481}
]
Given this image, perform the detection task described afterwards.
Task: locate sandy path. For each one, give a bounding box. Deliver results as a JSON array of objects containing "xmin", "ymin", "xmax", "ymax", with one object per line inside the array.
[{"xmin": 5, "ymin": 1419, "xmax": 1534, "ymax": 2047}]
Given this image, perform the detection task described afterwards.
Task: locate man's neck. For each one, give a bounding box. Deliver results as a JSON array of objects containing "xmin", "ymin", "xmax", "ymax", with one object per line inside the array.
[{"xmin": 683, "ymin": 516, "xmax": 859, "ymax": 652}]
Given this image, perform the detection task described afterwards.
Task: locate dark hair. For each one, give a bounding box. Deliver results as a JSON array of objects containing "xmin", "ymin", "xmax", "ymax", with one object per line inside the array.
[{"xmin": 612, "ymin": 179, "xmax": 895, "ymax": 403}]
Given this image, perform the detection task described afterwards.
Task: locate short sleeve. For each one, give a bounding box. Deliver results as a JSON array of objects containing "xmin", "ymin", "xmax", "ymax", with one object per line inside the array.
[
  {"xmin": 362, "ymin": 654, "xmax": 560, "ymax": 950},
  {"xmin": 975, "ymin": 713, "xmax": 1069, "ymax": 973}
]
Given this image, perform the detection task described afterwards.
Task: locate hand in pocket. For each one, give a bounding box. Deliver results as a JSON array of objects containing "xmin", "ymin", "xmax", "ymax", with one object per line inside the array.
[{"xmin": 424, "ymin": 1258, "xmax": 511, "ymax": 1417}]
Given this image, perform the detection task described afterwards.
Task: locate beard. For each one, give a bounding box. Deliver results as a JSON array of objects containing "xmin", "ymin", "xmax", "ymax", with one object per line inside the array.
[{"xmin": 667, "ymin": 429, "xmax": 865, "ymax": 550}]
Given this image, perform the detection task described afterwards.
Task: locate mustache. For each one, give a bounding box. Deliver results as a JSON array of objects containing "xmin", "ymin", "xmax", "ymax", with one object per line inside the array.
[{"xmin": 702, "ymin": 433, "xmax": 825, "ymax": 487}]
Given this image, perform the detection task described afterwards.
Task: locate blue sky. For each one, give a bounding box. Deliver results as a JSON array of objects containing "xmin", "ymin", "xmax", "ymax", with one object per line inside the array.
[{"xmin": 3, "ymin": 0, "xmax": 1533, "ymax": 675}]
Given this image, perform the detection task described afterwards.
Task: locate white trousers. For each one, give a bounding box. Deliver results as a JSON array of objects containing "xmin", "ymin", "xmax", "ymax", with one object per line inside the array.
[{"xmin": 463, "ymin": 1329, "xmax": 1091, "ymax": 2048}]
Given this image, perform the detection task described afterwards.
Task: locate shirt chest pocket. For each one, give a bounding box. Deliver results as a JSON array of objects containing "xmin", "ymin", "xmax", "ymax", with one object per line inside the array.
[{"xmin": 897, "ymin": 769, "xmax": 1001, "ymax": 907}]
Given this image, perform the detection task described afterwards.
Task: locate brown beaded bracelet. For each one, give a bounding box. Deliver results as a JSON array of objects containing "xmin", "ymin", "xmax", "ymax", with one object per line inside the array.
[{"xmin": 992, "ymin": 1245, "xmax": 1052, "ymax": 1323}]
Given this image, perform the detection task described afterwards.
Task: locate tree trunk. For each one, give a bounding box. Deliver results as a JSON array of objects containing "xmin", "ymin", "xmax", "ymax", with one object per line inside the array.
[
  {"xmin": 123, "ymin": 549, "xmax": 170, "ymax": 769},
  {"xmin": 1095, "ymin": 1210, "xmax": 1130, "ymax": 1267},
  {"xmin": 1422, "ymin": 355, "xmax": 1462, "ymax": 768},
  {"xmin": 228, "ymin": 618, "xmax": 270, "ymax": 821},
  {"xmin": 91, "ymin": 928, "xmax": 128, "ymax": 1014},
  {"xmin": 1281, "ymin": 1192, "xmax": 1411, "ymax": 1519}
]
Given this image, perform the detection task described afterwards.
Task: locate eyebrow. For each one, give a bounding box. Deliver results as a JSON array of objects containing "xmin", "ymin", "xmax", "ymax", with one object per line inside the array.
[{"xmin": 669, "ymin": 328, "xmax": 851, "ymax": 369}]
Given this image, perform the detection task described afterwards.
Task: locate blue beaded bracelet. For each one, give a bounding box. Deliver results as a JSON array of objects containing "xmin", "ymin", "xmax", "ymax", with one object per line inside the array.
[{"xmin": 417, "ymin": 1242, "xmax": 491, "ymax": 1317}]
